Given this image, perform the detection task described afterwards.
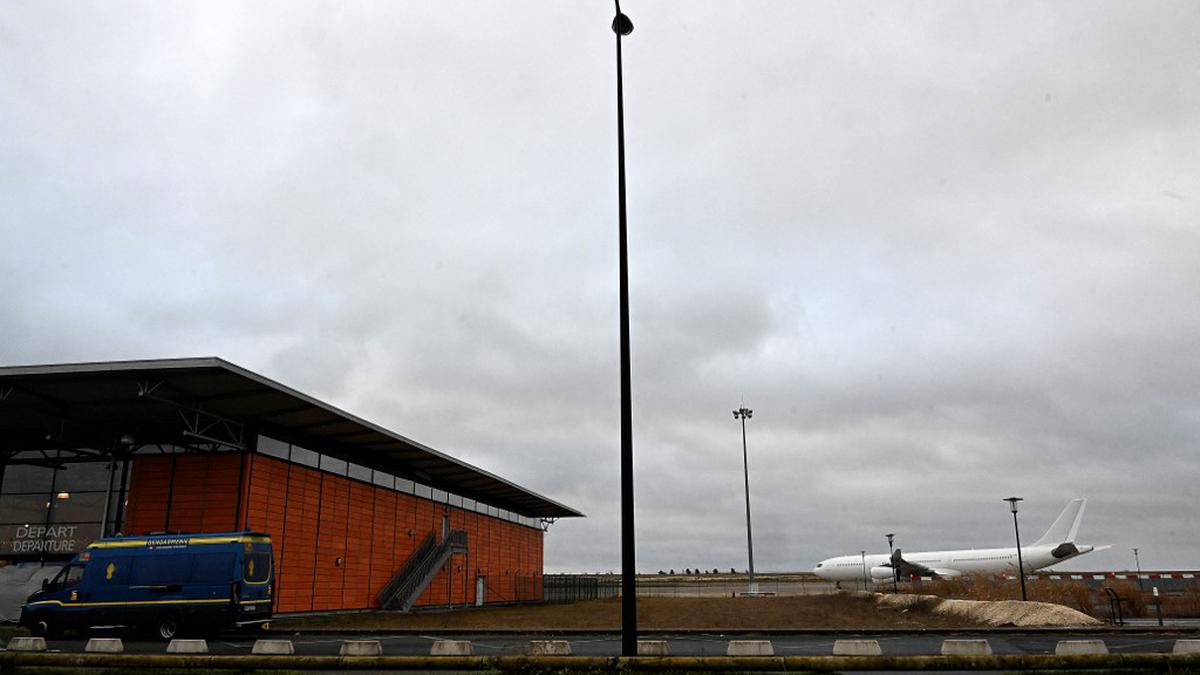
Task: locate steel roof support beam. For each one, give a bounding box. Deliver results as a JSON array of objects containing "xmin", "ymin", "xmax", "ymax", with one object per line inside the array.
[{"xmin": 138, "ymin": 380, "xmax": 247, "ymax": 451}]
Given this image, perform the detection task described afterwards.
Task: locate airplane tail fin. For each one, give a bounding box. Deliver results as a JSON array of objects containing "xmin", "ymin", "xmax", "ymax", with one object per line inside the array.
[{"xmin": 1032, "ymin": 498, "xmax": 1086, "ymax": 547}]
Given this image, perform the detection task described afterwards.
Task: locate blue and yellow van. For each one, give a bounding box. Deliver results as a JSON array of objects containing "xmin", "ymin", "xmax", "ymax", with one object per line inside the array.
[{"xmin": 19, "ymin": 532, "xmax": 272, "ymax": 639}]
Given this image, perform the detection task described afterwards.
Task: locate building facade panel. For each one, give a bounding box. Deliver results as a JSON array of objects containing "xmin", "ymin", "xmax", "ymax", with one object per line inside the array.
[
  {"xmin": 312, "ymin": 474, "xmax": 348, "ymax": 611},
  {"xmin": 117, "ymin": 451, "xmax": 545, "ymax": 613},
  {"xmin": 343, "ymin": 480, "xmax": 375, "ymax": 609}
]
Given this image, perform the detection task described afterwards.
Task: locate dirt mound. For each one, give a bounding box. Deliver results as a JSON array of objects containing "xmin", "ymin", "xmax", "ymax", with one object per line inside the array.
[{"xmin": 877, "ymin": 592, "xmax": 1100, "ymax": 627}]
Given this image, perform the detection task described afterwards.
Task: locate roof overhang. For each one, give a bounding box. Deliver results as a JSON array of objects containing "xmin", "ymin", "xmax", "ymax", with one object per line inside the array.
[{"xmin": 0, "ymin": 357, "xmax": 582, "ymax": 518}]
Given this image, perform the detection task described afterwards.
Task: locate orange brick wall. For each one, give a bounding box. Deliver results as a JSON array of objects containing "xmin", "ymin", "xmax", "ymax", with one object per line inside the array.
[{"xmin": 124, "ymin": 452, "xmax": 546, "ymax": 613}]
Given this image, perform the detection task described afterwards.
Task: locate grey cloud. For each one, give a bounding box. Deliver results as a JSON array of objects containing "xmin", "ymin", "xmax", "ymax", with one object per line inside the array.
[{"xmin": 3, "ymin": 1, "xmax": 1199, "ymax": 574}]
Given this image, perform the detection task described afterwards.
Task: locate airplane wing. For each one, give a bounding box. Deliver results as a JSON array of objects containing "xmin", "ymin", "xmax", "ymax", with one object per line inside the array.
[
  {"xmin": 929, "ymin": 568, "xmax": 963, "ymax": 578},
  {"xmin": 890, "ymin": 549, "xmax": 958, "ymax": 578}
]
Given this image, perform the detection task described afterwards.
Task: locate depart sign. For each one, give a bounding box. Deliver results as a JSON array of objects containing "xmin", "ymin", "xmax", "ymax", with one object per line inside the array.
[{"xmin": 6, "ymin": 525, "xmax": 81, "ymax": 554}]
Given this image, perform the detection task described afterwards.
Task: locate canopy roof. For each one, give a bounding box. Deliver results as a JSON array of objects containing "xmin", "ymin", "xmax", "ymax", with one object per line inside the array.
[{"xmin": 0, "ymin": 357, "xmax": 581, "ymax": 518}]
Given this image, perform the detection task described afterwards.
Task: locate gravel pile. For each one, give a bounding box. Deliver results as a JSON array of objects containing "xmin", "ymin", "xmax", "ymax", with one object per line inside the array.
[{"xmin": 877, "ymin": 592, "xmax": 1100, "ymax": 627}]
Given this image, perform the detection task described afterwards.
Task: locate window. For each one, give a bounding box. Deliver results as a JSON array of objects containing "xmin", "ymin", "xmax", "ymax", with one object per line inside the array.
[
  {"xmin": 258, "ymin": 435, "xmax": 290, "ymax": 460},
  {"xmin": 0, "ymin": 495, "xmax": 48, "ymax": 524},
  {"xmin": 54, "ymin": 564, "xmax": 85, "ymax": 589},
  {"xmin": 319, "ymin": 455, "xmax": 347, "ymax": 475},
  {"xmin": 48, "ymin": 492, "xmax": 107, "ymax": 523},
  {"xmin": 347, "ymin": 462, "xmax": 371, "ymax": 482},
  {"xmin": 372, "ymin": 471, "xmax": 394, "ymax": 489},
  {"xmin": 53, "ymin": 462, "xmax": 111, "ymax": 492},
  {"xmin": 291, "ymin": 445, "xmax": 319, "ymax": 468},
  {"xmin": 0, "ymin": 465, "xmax": 54, "ymax": 494},
  {"xmin": 0, "ymin": 457, "xmax": 113, "ymax": 557},
  {"xmin": 244, "ymin": 552, "xmax": 271, "ymax": 583}
]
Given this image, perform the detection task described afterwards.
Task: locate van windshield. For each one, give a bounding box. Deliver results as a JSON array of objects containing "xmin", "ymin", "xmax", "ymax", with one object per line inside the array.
[
  {"xmin": 244, "ymin": 552, "xmax": 271, "ymax": 582},
  {"xmin": 54, "ymin": 564, "xmax": 85, "ymax": 589}
]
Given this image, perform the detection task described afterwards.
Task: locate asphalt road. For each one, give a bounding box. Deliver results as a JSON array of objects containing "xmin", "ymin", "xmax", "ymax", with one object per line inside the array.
[{"xmin": 14, "ymin": 629, "xmax": 1195, "ymax": 657}]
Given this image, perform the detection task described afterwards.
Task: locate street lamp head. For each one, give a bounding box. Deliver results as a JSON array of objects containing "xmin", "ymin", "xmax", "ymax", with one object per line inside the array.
[
  {"xmin": 886, "ymin": 533, "xmax": 895, "ymax": 545},
  {"xmin": 612, "ymin": 12, "xmax": 633, "ymax": 36},
  {"xmin": 1004, "ymin": 496, "xmax": 1023, "ymax": 514}
]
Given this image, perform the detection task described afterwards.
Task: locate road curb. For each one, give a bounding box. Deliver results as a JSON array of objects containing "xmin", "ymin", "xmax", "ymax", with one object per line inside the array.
[
  {"xmin": 262, "ymin": 624, "xmax": 1200, "ymax": 637},
  {"xmin": 3, "ymin": 652, "xmax": 1200, "ymax": 671}
]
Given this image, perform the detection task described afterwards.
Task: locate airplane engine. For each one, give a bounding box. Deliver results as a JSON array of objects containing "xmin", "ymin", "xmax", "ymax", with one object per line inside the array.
[{"xmin": 869, "ymin": 566, "xmax": 895, "ymax": 581}]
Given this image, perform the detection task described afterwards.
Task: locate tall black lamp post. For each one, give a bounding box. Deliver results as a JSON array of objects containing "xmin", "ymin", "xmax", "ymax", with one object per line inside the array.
[
  {"xmin": 1004, "ymin": 497, "xmax": 1027, "ymax": 601},
  {"xmin": 1132, "ymin": 547, "xmax": 1144, "ymax": 592},
  {"xmin": 733, "ymin": 406, "xmax": 756, "ymax": 594},
  {"xmin": 885, "ymin": 533, "xmax": 897, "ymax": 593},
  {"xmin": 611, "ymin": 0, "xmax": 637, "ymax": 657}
]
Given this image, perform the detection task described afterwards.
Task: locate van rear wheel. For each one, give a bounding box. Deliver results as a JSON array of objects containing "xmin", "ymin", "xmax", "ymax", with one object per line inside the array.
[{"xmin": 154, "ymin": 612, "xmax": 181, "ymax": 641}]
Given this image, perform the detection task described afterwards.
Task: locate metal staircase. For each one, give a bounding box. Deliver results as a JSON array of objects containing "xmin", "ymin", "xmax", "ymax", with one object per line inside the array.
[{"xmin": 377, "ymin": 530, "xmax": 468, "ymax": 611}]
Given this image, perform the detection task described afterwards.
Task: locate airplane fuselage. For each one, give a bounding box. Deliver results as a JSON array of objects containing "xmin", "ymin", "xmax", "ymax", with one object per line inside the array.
[
  {"xmin": 814, "ymin": 544, "xmax": 1093, "ymax": 582},
  {"xmin": 813, "ymin": 499, "xmax": 1100, "ymax": 583}
]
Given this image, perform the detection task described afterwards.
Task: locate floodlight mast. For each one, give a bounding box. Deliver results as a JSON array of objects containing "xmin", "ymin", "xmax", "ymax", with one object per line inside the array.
[
  {"xmin": 733, "ymin": 406, "xmax": 756, "ymax": 593},
  {"xmin": 611, "ymin": 0, "xmax": 637, "ymax": 658}
]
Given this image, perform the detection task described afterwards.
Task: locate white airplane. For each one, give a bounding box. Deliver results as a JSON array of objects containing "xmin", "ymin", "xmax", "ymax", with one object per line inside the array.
[{"xmin": 813, "ymin": 498, "xmax": 1106, "ymax": 583}]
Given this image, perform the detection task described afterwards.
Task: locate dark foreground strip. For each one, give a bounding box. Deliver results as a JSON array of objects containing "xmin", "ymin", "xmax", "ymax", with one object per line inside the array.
[{"xmin": 5, "ymin": 653, "xmax": 1200, "ymax": 673}]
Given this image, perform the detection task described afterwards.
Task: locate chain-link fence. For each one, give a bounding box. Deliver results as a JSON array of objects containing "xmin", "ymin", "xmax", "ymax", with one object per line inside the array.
[
  {"xmin": 541, "ymin": 574, "xmax": 834, "ymax": 602},
  {"xmin": 543, "ymin": 574, "xmax": 621, "ymax": 602}
]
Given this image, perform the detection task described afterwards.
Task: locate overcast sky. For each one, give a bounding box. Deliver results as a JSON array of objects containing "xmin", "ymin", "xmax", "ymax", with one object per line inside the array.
[{"xmin": 3, "ymin": 1, "xmax": 1198, "ymax": 574}]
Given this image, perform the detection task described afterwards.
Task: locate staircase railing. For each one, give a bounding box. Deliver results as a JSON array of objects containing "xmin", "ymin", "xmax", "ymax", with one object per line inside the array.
[
  {"xmin": 377, "ymin": 532, "xmax": 438, "ymax": 610},
  {"xmin": 377, "ymin": 529, "xmax": 468, "ymax": 611}
]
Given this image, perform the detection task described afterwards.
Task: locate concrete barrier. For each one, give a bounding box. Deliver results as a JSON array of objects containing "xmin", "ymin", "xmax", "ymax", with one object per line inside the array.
[
  {"xmin": 637, "ymin": 640, "xmax": 670, "ymax": 656},
  {"xmin": 431, "ymin": 639, "xmax": 474, "ymax": 656},
  {"xmin": 251, "ymin": 639, "xmax": 295, "ymax": 655},
  {"xmin": 1055, "ymin": 639, "xmax": 1108, "ymax": 655},
  {"xmin": 833, "ymin": 639, "xmax": 883, "ymax": 656},
  {"xmin": 5, "ymin": 637, "xmax": 47, "ymax": 652},
  {"xmin": 527, "ymin": 640, "xmax": 572, "ymax": 656},
  {"xmin": 84, "ymin": 638, "xmax": 124, "ymax": 653},
  {"xmin": 726, "ymin": 640, "xmax": 774, "ymax": 656},
  {"xmin": 941, "ymin": 639, "xmax": 992, "ymax": 656},
  {"xmin": 340, "ymin": 640, "xmax": 383, "ymax": 656},
  {"xmin": 166, "ymin": 639, "xmax": 208, "ymax": 654},
  {"xmin": 1174, "ymin": 639, "xmax": 1200, "ymax": 654},
  {"xmin": 7, "ymin": 652, "xmax": 1200, "ymax": 672}
]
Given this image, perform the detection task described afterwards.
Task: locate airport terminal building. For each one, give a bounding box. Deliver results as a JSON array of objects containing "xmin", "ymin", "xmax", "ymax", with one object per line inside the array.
[{"xmin": 0, "ymin": 358, "xmax": 581, "ymax": 612}]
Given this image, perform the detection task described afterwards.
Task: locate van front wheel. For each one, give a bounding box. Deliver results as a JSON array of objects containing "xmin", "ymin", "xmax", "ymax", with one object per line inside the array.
[
  {"xmin": 154, "ymin": 612, "xmax": 181, "ymax": 641},
  {"xmin": 28, "ymin": 614, "xmax": 57, "ymax": 638}
]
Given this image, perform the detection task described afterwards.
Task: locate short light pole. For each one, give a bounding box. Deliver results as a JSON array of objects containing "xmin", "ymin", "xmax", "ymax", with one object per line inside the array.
[
  {"xmin": 886, "ymin": 533, "xmax": 897, "ymax": 593},
  {"xmin": 733, "ymin": 406, "xmax": 756, "ymax": 594},
  {"xmin": 1004, "ymin": 497, "xmax": 1027, "ymax": 601},
  {"xmin": 1132, "ymin": 548, "xmax": 1144, "ymax": 592}
]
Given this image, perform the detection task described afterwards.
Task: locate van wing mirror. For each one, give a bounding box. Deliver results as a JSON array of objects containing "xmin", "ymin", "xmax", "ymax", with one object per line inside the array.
[{"xmin": 41, "ymin": 578, "xmax": 49, "ymax": 590}]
